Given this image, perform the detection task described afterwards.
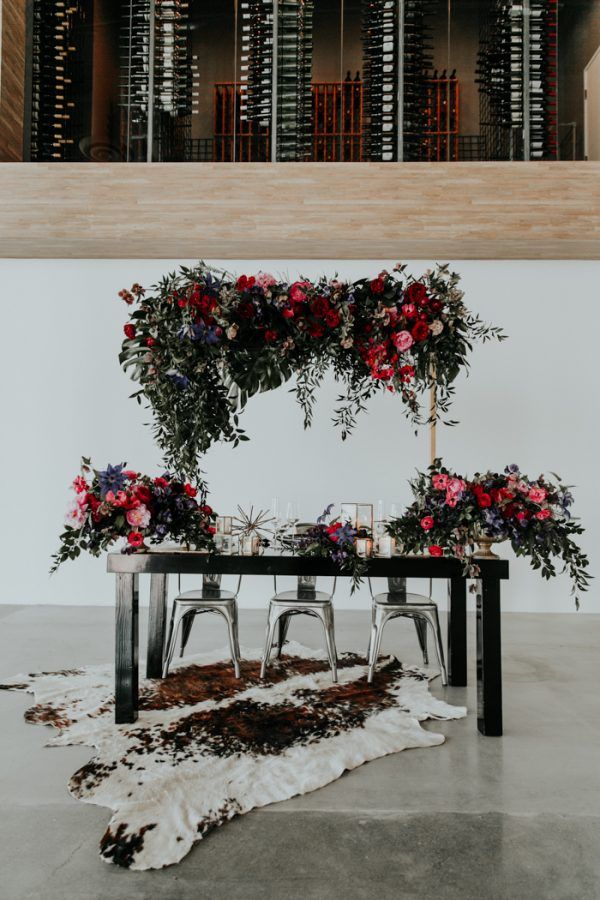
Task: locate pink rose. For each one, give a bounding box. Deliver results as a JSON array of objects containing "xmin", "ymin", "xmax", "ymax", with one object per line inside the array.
[
  {"xmin": 535, "ymin": 508, "xmax": 552, "ymax": 520},
  {"xmin": 255, "ymin": 271, "xmax": 277, "ymax": 290},
  {"xmin": 432, "ymin": 473, "xmax": 449, "ymax": 490},
  {"xmin": 446, "ymin": 478, "xmax": 466, "ymax": 497},
  {"xmin": 421, "ymin": 516, "xmax": 434, "ymax": 531},
  {"xmin": 517, "ymin": 481, "xmax": 530, "ymax": 494},
  {"xmin": 126, "ymin": 503, "xmax": 151, "ymax": 529},
  {"xmin": 445, "ymin": 496, "xmax": 458, "ymax": 508},
  {"xmin": 529, "ymin": 487, "xmax": 547, "ymax": 504},
  {"xmin": 392, "ymin": 330, "xmax": 414, "ymax": 352}
]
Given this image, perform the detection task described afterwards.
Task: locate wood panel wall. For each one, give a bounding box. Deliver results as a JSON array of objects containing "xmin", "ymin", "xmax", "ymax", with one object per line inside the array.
[
  {"xmin": 0, "ymin": 161, "xmax": 598, "ymax": 259},
  {"xmin": 0, "ymin": 0, "xmax": 27, "ymax": 162}
]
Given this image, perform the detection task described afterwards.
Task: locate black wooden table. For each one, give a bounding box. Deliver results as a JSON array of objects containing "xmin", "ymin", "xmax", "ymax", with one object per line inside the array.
[{"xmin": 107, "ymin": 552, "xmax": 509, "ymax": 735}]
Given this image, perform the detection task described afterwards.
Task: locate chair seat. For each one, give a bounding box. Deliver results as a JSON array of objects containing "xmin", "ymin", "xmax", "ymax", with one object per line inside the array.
[
  {"xmin": 373, "ymin": 591, "xmax": 435, "ymax": 607},
  {"xmin": 273, "ymin": 590, "xmax": 332, "ymax": 604},
  {"xmin": 175, "ymin": 589, "xmax": 236, "ymax": 604}
]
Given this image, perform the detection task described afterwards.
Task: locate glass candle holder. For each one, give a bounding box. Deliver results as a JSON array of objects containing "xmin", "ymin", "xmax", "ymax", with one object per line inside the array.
[
  {"xmin": 340, "ymin": 503, "xmax": 374, "ymax": 533},
  {"xmin": 355, "ymin": 537, "xmax": 373, "ymax": 558},
  {"xmin": 375, "ymin": 534, "xmax": 395, "ymax": 558},
  {"xmin": 215, "ymin": 533, "xmax": 234, "ymax": 555},
  {"xmin": 240, "ymin": 534, "xmax": 260, "ymax": 556},
  {"xmin": 217, "ymin": 516, "xmax": 233, "ymax": 535}
]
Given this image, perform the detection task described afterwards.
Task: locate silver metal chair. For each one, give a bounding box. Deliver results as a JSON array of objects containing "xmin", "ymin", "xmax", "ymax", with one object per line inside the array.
[
  {"xmin": 367, "ymin": 577, "xmax": 447, "ymax": 685},
  {"xmin": 162, "ymin": 574, "xmax": 242, "ymax": 678},
  {"xmin": 260, "ymin": 575, "xmax": 338, "ymax": 682}
]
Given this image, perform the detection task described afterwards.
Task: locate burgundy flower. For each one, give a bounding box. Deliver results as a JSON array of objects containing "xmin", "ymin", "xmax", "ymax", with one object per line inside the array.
[
  {"xmin": 310, "ymin": 296, "xmax": 331, "ymax": 317},
  {"xmin": 411, "ymin": 321, "xmax": 429, "ymax": 342},
  {"xmin": 370, "ymin": 277, "xmax": 385, "ymax": 295},
  {"xmin": 123, "ymin": 324, "xmax": 136, "ymax": 340},
  {"xmin": 404, "ymin": 282, "xmax": 429, "ymax": 307}
]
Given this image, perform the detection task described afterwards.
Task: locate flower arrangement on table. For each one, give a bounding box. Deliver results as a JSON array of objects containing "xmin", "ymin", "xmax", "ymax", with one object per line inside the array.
[
  {"xmin": 118, "ymin": 265, "xmax": 505, "ymax": 478},
  {"xmin": 296, "ymin": 505, "xmax": 369, "ymax": 591},
  {"xmin": 51, "ymin": 459, "xmax": 217, "ymax": 572},
  {"xmin": 386, "ymin": 461, "xmax": 591, "ymax": 607}
]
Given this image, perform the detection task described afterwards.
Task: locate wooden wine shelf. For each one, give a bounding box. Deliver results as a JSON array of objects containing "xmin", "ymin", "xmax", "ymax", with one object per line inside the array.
[{"xmin": 0, "ymin": 161, "xmax": 598, "ymax": 259}]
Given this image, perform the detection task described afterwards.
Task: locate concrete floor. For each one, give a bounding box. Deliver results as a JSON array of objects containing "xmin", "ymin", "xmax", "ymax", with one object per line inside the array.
[{"xmin": 0, "ymin": 604, "xmax": 599, "ymax": 900}]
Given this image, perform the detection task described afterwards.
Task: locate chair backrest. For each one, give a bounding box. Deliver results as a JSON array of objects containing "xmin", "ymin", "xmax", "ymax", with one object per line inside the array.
[
  {"xmin": 388, "ymin": 576, "xmax": 407, "ymax": 600},
  {"xmin": 297, "ymin": 574, "xmax": 317, "ymax": 600},
  {"xmin": 203, "ymin": 573, "xmax": 222, "ymax": 591}
]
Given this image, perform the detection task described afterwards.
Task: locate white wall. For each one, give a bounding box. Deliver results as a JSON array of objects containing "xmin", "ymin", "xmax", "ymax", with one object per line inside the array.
[{"xmin": 0, "ymin": 259, "xmax": 597, "ymax": 614}]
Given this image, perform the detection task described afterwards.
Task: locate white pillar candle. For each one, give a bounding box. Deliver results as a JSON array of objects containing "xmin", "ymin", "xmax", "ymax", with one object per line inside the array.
[{"xmin": 376, "ymin": 535, "xmax": 395, "ymax": 558}]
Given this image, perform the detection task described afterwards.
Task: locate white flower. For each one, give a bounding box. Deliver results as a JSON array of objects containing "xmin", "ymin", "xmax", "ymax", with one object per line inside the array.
[
  {"xmin": 227, "ymin": 324, "xmax": 238, "ymax": 340},
  {"xmin": 341, "ymin": 336, "xmax": 354, "ymax": 349},
  {"xmin": 429, "ymin": 320, "xmax": 444, "ymax": 336}
]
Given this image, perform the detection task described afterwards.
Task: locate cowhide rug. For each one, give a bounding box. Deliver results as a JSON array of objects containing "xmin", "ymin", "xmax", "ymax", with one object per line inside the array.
[{"xmin": 0, "ymin": 643, "xmax": 466, "ymax": 871}]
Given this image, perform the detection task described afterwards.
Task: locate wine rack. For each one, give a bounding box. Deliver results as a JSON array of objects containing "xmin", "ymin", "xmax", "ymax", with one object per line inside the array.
[
  {"xmin": 240, "ymin": 0, "xmax": 274, "ymax": 130},
  {"xmin": 214, "ymin": 83, "xmax": 270, "ymax": 162},
  {"xmin": 29, "ymin": 0, "xmax": 90, "ymax": 161},
  {"xmin": 477, "ymin": 0, "xmax": 557, "ymax": 161},
  {"xmin": 276, "ymin": 0, "xmax": 314, "ymax": 161},
  {"xmin": 361, "ymin": 0, "xmax": 438, "ymax": 162},
  {"xmin": 120, "ymin": 0, "xmax": 197, "ymax": 161},
  {"xmin": 423, "ymin": 71, "xmax": 459, "ymax": 161},
  {"xmin": 312, "ymin": 75, "xmax": 363, "ymax": 162}
]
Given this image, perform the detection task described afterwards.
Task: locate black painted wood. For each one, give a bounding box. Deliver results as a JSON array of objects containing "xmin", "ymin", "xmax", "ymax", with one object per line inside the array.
[
  {"xmin": 447, "ymin": 576, "xmax": 467, "ymax": 687},
  {"xmin": 108, "ymin": 552, "xmax": 509, "ymax": 580},
  {"xmin": 147, "ymin": 573, "xmax": 168, "ymax": 679},
  {"xmin": 115, "ymin": 573, "xmax": 139, "ymax": 724},
  {"xmin": 476, "ymin": 576, "xmax": 503, "ymax": 736}
]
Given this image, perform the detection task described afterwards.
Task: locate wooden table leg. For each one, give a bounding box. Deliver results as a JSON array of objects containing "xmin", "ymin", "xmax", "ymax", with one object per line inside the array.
[
  {"xmin": 115, "ymin": 573, "xmax": 139, "ymax": 724},
  {"xmin": 476, "ymin": 576, "xmax": 503, "ymax": 736},
  {"xmin": 447, "ymin": 576, "xmax": 467, "ymax": 686},
  {"xmin": 147, "ymin": 573, "xmax": 168, "ymax": 679}
]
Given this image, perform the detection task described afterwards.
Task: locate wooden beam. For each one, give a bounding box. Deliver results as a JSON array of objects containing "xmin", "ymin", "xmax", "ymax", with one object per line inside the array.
[
  {"xmin": 0, "ymin": 161, "xmax": 599, "ymax": 259},
  {"xmin": 0, "ymin": 0, "xmax": 27, "ymax": 162}
]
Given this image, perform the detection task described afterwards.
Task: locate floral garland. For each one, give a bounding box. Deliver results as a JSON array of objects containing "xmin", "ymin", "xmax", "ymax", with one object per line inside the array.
[
  {"xmin": 296, "ymin": 505, "xmax": 369, "ymax": 591},
  {"xmin": 119, "ymin": 264, "xmax": 505, "ymax": 479},
  {"xmin": 386, "ymin": 461, "xmax": 591, "ymax": 607},
  {"xmin": 51, "ymin": 459, "xmax": 216, "ymax": 572}
]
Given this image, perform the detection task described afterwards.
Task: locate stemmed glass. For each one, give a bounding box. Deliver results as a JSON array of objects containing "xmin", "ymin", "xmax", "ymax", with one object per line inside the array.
[
  {"xmin": 271, "ymin": 496, "xmax": 282, "ymax": 550},
  {"xmin": 286, "ymin": 500, "xmax": 299, "ymax": 539}
]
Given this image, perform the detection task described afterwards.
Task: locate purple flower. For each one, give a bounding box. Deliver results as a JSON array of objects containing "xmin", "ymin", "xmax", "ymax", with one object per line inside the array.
[
  {"xmin": 98, "ymin": 463, "xmax": 127, "ymax": 498},
  {"xmin": 168, "ymin": 372, "xmax": 190, "ymax": 389},
  {"xmin": 505, "ymin": 464, "xmax": 520, "ymax": 475}
]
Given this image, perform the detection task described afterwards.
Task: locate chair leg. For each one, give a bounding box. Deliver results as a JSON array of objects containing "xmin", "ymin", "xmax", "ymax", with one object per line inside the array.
[
  {"xmin": 413, "ymin": 616, "xmax": 429, "ymax": 665},
  {"xmin": 179, "ymin": 611, "xmax": 195, "ymax": 658},
  {"xmin": 163, "ymin": 603, "xmax": 187, "ymax": 678},
  {"xmin": 319, "ymin": 604, "xmax": 338, "ymax": 683},
  {"xmin": 367, "ymin": 606, "xmax": 387, "ymax": 683},
  {"xmin": 276, "ymin": 613, "xmax": 291, "ymax": 658},
  {"xmin": 366, "ymin": 603, "xmax": 377, "ymax": 664},
  {"xmin": 423, "ymin": 609, "xmax": 448, "ymax": 686},
  {"xmin": 260, "ymin": 605, "xmax": 281, "ymax": 679},
  {"xmin": 221, "ymin": 603, "xmax": 241, "ymax": 679}
]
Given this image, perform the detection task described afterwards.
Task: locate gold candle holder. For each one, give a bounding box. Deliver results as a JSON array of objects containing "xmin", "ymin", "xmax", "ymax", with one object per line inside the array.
[{"xmin": 340, "ymin": 503, "xmax": 374, "ymax": 533}]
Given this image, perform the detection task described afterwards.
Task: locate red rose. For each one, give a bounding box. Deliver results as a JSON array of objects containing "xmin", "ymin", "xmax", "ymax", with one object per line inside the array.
[
  {"xmin": 123, "ymin": 324, "xmax": 136, "ymax": 340},
  {"xmin": 477, "ymin": 492, "xmax": 492, "ymax": 508},
  {"xmin": 310, "ymin": 296, "xmax": 331, "ymax": 317},
  {"xmin": 308, "ymin": 322, "xmax": 325, "ymax": 339},
  {"xmin": 127, "ymin": 531, "xmax": 144, "ymax": 548},
  {"xmin": 401, "ymin": 303, "xmax": 417, "ymax": 319},
  {"xmin": 399, "ymin": 364, "xmax": 415, "ymax": 383},
  {"xmin": 370, "ymin": 277, "xmax": 385, "ymax": 295},
  {"xmin": 325, "ymin": 309, "xmax": 341, "ymax": 328},
  {"xmin": 404, "ymin": 282, "xmax": 428, "ymax": 307},
  {"xmin": 516, "ymin": 510, "xmax": 530, "ymax": 522},
  {"xmin": 282, "ymin": 307, "xmax": 295, "ymax": 318},
  {"xmin": 428, "ymin": 545, "xmax": 444, "ymax": 557},
  {"xmin": 135, "ymin": 485, "xmax": 152, "ymax": 504},
  {"xmin": 184, "ymin": 483, "xmax": 197, "ymax": 498},
  {"xmin": 264, "ymin": 329, "xmax": 278, "ymax": 343},
  {"xmin": 430, "ymin": 300, "xmax": 443, "ymax": 313},
  {"xmin": 153, "ymin": 477, "xmax": 169, "ymax": 489},
  {"xmin": 236, "ymin": 275, "xmax": 256, "ymax": 292},
  {"xmin": 207, "ymin": 525, "xmax": 217, "ymax": 535},
  {"xmin": 146, "ymin": 337, "xmax": 156, "ymax": 347},
  {"xmin": 177, "ymin": 298, "xmax": 188, "ymax": 308},
  {"xmin": 411, "ymin": 321, "xmax": 429, "ymax": 342},
  {"xmin": 201, "ymin": 505, "xmax": 213, "ymax": 516},
  {"xmin": 421, "ymin": 516, "xmax": 434, "ymax": 531}
]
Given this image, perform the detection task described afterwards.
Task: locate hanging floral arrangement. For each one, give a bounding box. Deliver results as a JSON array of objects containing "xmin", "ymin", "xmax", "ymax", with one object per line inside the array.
[{"xmin": 118, "ymin": 263, "xmax": 505, "ymax": 478}]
